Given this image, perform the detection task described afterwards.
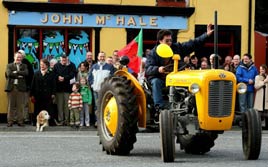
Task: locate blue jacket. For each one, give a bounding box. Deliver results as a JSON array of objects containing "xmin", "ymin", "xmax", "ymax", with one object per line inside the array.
[
  {"xmin": 236, "ymin": 62, "xmax": 258, "ymax": 92},
  {"xmin": 145, "ymin": 33, "xmax": 209, "ymax": 81},
  {"xmin": 88, "ymin": 62, "xmax": 115, "ymax": 92}
]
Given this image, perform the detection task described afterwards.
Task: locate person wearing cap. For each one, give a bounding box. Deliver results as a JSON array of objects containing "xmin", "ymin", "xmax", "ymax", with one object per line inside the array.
[
  {"xmin": 5, "ymin": 52, "xmax": 29, "ymax": 127},
  {"xmin": 53, "ymin": 53, "xmax": 77, "ymax": 126},
  {"xmin": 236, "ymin": 53, "xmax": 258, "ymax": 113},
  {"xmin": 18, "ymin": 49, "xmax": 34, "ymax": 124}
]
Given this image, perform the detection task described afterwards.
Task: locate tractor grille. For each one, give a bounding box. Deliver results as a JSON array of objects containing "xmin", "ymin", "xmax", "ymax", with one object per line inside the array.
[{"xmin": 208, "ymin": 80, "xmax": 233, "ymax": 117}]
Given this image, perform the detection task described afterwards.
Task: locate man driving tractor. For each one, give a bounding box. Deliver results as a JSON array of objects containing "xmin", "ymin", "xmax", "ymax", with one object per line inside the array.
[{"xmin": 145, "ymin": 24, "xmax": 214, "ymax": 112}]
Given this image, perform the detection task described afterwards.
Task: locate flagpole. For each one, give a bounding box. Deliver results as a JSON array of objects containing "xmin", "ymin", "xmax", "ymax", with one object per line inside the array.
[{"xmin": 138, "ymin": 29, "xmax": 143, "ymax": 74}]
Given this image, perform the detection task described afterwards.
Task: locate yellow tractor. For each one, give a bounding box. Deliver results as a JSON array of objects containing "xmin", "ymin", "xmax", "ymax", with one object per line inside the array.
[{"xmin": 97, "ymin": 44, "xmax": 262, "ymax": 162}]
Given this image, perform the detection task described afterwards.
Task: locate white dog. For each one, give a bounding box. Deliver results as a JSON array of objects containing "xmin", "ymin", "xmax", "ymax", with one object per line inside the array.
[{"xmin": 36, "ymin": 110, "xmax": 50, "ymax": 132}]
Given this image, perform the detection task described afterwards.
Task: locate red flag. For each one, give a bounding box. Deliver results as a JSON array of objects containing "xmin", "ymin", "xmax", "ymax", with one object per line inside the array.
[{"xmin": 118, "ymin": 29, "xmax": 143, "ymax": 73}]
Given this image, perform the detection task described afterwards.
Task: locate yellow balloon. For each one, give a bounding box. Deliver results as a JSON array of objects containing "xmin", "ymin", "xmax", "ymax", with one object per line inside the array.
[{"xmin": 156, "ymin": 44, "xmax": 173, "ymax": 58}]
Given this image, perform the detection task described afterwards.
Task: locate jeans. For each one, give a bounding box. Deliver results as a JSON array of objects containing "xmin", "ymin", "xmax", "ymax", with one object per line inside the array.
[
  {"xmin": 239, "ymin": 92, "xmax": 254, "ymax": 113},
  {"xmin": 93, "ymin": 91, "xmax": 98, "ymax": 111},
  {"xmin": 150, "ymin": 78, "xmax": 165, "ymax": 108},
  {"xmin": 93, "ymin": 91, "xmax": 98, "ymax": 122},
  {"xmin": 80, "ymin": 102, "xmax": 90, "ymax": 126}
]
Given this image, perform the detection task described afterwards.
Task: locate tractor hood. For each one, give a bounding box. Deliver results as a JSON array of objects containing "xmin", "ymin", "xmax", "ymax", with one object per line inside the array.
[{"xmin": 166, "ymin": 69, "xmax": 237, "ymax": 87}]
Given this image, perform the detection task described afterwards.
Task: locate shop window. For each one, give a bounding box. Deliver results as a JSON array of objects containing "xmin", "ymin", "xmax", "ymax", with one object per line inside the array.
[
  {"xmin": 127, "ymin": 29, "xmax": 159, "ymax": 56},
  {"xmin": 16, "ymin": 29, "xmax": 40, "ymax": 72},
  {"xmin": 67, "ymin": 30, "xmax": 90, "ymax": 67},
  {"xmin": 194, "ymin": 25, "xmax": 241, "ymax": 63},
  {"xmin": 15, "ymin": 28, "xmax": 91, "ymax": 69},
  {"xmin": 42, "ymin": 29, "xmax": 65, "ymax": 61}
]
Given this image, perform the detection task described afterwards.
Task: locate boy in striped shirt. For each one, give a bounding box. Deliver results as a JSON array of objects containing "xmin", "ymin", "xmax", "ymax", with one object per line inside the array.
[{"xmin": 68, "ymin": 83, "xmax": 83, "ymax": 127}]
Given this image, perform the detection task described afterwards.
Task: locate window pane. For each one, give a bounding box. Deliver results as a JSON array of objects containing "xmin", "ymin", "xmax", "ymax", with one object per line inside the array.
[
  {"xmin": 68, "ymin": 30, "xmax": 90, "ymax": 67},
  {"xmin": 42, "ymin": 30, "xmax": 65, "ymax": 61},
  {"xmin": 16, "ymin": 29, "xmax": 40, "ymax": 72}
]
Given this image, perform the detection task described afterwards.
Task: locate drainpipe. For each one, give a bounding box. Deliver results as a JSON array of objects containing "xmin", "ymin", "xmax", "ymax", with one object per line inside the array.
[{"xmin": 248, "ymin": 0, "xmax": 252, "ymax": 54}]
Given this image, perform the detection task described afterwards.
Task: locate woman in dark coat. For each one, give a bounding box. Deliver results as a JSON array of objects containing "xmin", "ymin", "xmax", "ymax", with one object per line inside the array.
[{"xmin": 30, "ymin": 58, "xmax": 56, "ymax": 126}]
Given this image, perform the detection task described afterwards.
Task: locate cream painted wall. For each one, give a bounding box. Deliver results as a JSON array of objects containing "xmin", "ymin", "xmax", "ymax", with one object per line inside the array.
[
  {"xmin": 0, "ymin": 0, "xmax": 9, "ymax": 113},
  {"xmin": 99, "ymin": 28, "xmax": 126, "ymax": 57},
  {"xmin": 178, "ymin": 0, "xmax": 255, "ymax": 58},
  {"xmin": 84, "ymin": 0, "xmax": 155, "ymax": 6}
]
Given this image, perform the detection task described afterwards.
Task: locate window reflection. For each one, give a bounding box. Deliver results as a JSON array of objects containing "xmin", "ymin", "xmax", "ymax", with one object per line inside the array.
[
  {"xmin": 16, "ymin": 29, "xmax": 40, "ymax": 72},
  {"xmin": 42, "ymin": 30, "xmax": 65, "ymax": 61},
  {"xmin": 16, "ymin": 28, "xmax": 91, "ymax": 69},
  {"xmin": 68, "ymin": 30, "xmax": 89, "ymax": 67}
]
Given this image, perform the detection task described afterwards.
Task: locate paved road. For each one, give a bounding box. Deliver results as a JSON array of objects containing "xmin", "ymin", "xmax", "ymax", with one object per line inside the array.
[{"xmin": 0, "ymin": 130, "xmax": 268, "ymax": 167}]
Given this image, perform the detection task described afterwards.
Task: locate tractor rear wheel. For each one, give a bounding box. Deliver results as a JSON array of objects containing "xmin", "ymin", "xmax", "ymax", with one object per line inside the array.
[
  {"xmin": 242, "ymin": 108, "xmax": 262, "ymax": 160},
  {"xmin": 97, "ymin": 76, "xmax": 139, "ymax": 155},
  {"xmin": 160, "ymin": 109, "xmax": 175, "ymax": 162}
]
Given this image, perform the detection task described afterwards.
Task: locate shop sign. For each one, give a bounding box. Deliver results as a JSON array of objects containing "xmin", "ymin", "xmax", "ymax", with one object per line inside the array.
[{"xmin": 9, "ymin": 11, "xmax": 187, "ymax": 29}]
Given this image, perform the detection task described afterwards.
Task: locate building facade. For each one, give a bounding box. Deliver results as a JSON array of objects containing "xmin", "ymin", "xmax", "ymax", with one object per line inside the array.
[{"xmin": 0, "ymin": 0, "xmax": 255, "ymax": 116}]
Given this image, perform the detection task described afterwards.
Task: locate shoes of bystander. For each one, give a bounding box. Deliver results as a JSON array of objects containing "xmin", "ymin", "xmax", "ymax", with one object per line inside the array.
[
  {"xmin": 18, "ymin": 123, "xmax": 25, "ymax": 127},
  {"xmin": 7, "ymin": 123, "xmax": 13, "ymax": 127}
]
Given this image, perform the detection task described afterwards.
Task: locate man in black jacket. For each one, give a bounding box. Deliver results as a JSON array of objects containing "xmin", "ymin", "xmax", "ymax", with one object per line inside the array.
[
  {"xmin": 53, "ymin": 54, "xmax": 76, "ymax": 125},
  {"xmin": 30, "ymin": 58, "xmax": 56, "ymax": 126},
  {"xmin": 145, "ymin": 24, "xmax": 214, "ymax": 110}
]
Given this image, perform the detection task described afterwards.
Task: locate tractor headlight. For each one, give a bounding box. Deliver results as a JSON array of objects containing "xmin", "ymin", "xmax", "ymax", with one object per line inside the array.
[
  {"xmin": 189, "ymin": 83, "xmax": 200, "ymax": 94},
  {"xmin": 237, "ymin": 83, "xmax": 247, "ymax": 94}
]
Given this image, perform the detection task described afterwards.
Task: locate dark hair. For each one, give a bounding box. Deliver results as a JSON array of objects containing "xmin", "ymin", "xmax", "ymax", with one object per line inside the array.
[
  {"xmin": 260, "ymin": 64, "xmax": 267, "ymax": 71},
  {"xmin": 190, "ymin": 55, "xmax": 197, "ymax": 60},
  {"xmin": 79, "ymin": 62, "xmax": 89, "ymax": 70},
  {"xmin": 73, "ymin": 82, "xmax": 80, "ymax": 90},
  {"xmin": 157, "ymin": 29, "xmax": 173, "ymax": 41},
  {"xmin": 119, "ymin": 56, "xmax": 129, "ymax": 66},
  {"xmin": 243, "ymin": 53, "xmax": 252, "ymax": 59},
  {"xmin": 40, "ymin": 58, "xmax": 49, "ymax": 67}
]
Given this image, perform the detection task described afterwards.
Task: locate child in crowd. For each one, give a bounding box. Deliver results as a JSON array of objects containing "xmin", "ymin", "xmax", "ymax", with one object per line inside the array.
[
  {"xmin": 68, "ymin": 83, "xmax": 83, "ymax": 128},
  {"xmin": 79, "ymin": 77, "xmax": 92, "ymax": 127},
  {"xmin": 77, "ymin": 62, "xmax": 89, "ymax": 85}
]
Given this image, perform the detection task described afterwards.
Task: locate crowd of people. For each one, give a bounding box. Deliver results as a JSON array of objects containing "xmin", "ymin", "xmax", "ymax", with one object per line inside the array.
[
  {"xmin": 4, "ymin": 50, "xmax": 118, "ymax": 128},
  {"xmin": 4, "ymin": 27, "xmax": 268, "ymax": 128}
]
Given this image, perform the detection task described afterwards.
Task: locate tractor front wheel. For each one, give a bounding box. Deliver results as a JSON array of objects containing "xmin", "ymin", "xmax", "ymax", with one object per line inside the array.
[
  {"xmin": 97, "ymin": 76, "xmax": 139, "ymax": 155},
  {"xmin": 242, "ymin": 108, "xmax": 262, "ymax": 160},
  {"xmin": 160, "ymin": 109, "xmax": 175, "ymax": 162}
]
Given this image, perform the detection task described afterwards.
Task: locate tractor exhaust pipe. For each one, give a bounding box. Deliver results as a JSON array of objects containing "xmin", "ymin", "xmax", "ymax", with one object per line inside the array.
[{"xmin": 214, "ymin": 11, "xmax": 219, "ymax": 69}]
